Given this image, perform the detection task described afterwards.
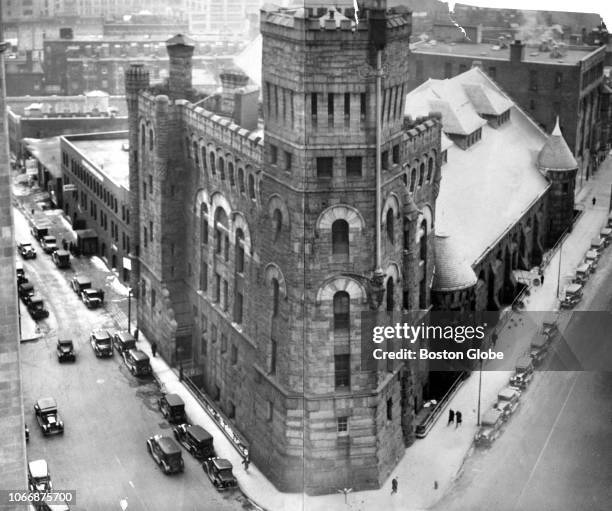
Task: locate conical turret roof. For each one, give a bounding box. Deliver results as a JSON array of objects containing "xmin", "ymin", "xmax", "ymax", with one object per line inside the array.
[
  {"xmin": 432, "ymin": 232, "xmax": 477, "ymax": 292},
  {"xmin": 537, "ymin": 118, "xmax": 578, "ymax": 171}
]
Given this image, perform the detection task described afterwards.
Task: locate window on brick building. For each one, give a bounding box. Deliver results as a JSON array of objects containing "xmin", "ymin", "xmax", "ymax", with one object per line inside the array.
[
  {"xmin": 386, "ymin": 277, "xmax": 394, "ymax": 312},
  {"xmin": 219, "ymin": 157, "xmax": 225, "ymax": 180},
  {"xmin": 419, "ymin": 162, "xmax": 425, "ymax": 186},
  {"xmin": 229, "ymin": 162, "xmax": 235, "ymax": 186},
  {"xmin": 215, "ymin": 273, "xmax": 221, "ymax": 303},
  {"xmin": 248, "ymin": 174, "xmax": 256, "ymax": 200},
  {"xmin": 235, "ymin": 229, "xmax": 245, "ymax": 272},
  {"xmin": 222, "ymin": 280, "xmax": 228, "ymax": 311},
  {"xmin": 387, "ymin": 398, "xmax": 393, "ymax": 420},
  {"xmin": 231, "ymin": 344, "xmax": 238, "ymax": 365},
  {"xmin": 141, "ymin": 130, "xmax": 145, "ymax": 148},
  {"xmin": 200, "ymin": 260, "xmax": 208, "ymax": 291},
  {"xmin": 268, "ymin": 338, "xmax": 277, "ymax": 375},
  {"xmin": 327, "ymin": 93, "xmax": 334, "ymax": 127},
  {"xmin": 334, "ymin": 354, "xmax": 350, "ymax": 388},
  {"xmin": 311, "ymin": 92, "xmax": 317, "ymax": 123},
  {"xmin": 151, "ymin": 289, "xmax": 156, "ymax": 309},
  {"xmin": 272, "ymin": 278, "xmax": 280, "ymax": 317},
  {"xmin": 332, "ymin": 219, "xmax": 349, "ymax": 256},
  {"xmin": 144, "ymin": 227, "xmax": 148, "ymax": 247},
  {"xmin": 346, "ymin": 156, "xmax": 362, "ymax": 178},
  {"xmin": 381, "ymin": 150, "xmax": 389, "ymax": 170},
  {"xmin": 221, "ymin": 333, "xmax": 227, "ymax": 353},
  {"xmin": 149, "ymin": 174, "xmax": 153, "ymax": 195},
  {"xmin": 337, "ymin": 416, "xmax": 349, "ymax": 435},
  {"xmin": 193, "ymin": 141, "xmax": 199, "ymax": 164},
  {"xmin": 149, "ymin": 221, "xmax": 153, "ymax": 242},
  {"xmin": 271, "ymin": 209, "xmax": 282, "ymax": 242},
  {"xmin": 234, "ymin": 292, "xmax": 243, "ymax": 324},
  {"xmin": 211, "ymin": 324, "xmax": 217, "ymax": 343},
  {"xmin": 149, "ymin": 129, "xmax": 154, "ymax": 150},
  {"xmin": 201, "ymin": 203, "xmax": 208, "ymax": 244},
  {"xmin": 344, "ymin": 92, "xmax": 350, "ymax": 126},
  {"xmin": 392, "ymin": 144, "xmax": 400, "ymax": 165},
  {"xmin": 386, "ymin": 208, "xmax": 395, "ymax": 245},
  {"xmin": 360, "ymin": 93, "xmax": 366, "ymax": 121},
  {"xmin": 267, "ymin": 401, "xmax": 273, "ymax": 421},
  {"xmin": 141, "ymin": 279, "xmax": 146, "ymax": 300},
  {"xmin": 410, "ymin": 168, "xmax": 417, "ymax": 192},
  {"xmin": 209, "ymin": 152, "xmax": 216, "ymax": 174},
  {"xmin": 238, "ymin": 168, "xmax": 245, "ymax": 194},
  {"xmin": 284, "ymin": 151, "xmax": 292, "ymax": 172},
  {"xmin": 427, "ymin": 157, "xmax": 434, "ymax": 181},
  {"xmin": 202, "ymin": 147, "xmax": 207, "ymax": 170},
  {"xmin": 317, "ymin": 157, "xmax": 333, "ymax": 178},
  {"xmin": 142, "ymin": 180, "xmax": 146, "ymax": 199},
  {"xmin": 333, "ymin": 291, "xmax": 350, "ymax": 333},
  {"xmin": 270, "ymin": 144, "xmax": 278, "ymax": 165}
]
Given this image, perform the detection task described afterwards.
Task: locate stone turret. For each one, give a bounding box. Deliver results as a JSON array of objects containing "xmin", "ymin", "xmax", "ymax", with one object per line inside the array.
[{"xmin": 166, "ymin": 34, "xmax": 194, "ymax": 101}]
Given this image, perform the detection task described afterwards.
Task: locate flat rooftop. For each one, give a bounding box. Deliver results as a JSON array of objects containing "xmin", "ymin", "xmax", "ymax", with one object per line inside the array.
[
  {"xmin": 69, "ymin": 138, "xmax": 129, "ymax": 189},
  {"xmin": 412, "ymin": 41, "xmax": 601, "ymax": 65},
  {"xmin": 23, "ymin": 137, "xmax": 61, "ymax": 178}
]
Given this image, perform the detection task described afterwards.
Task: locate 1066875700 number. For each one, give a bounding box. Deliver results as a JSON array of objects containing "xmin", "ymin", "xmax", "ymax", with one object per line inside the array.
[{"xmin": 0, "ymin": 490, "xmax": 76, "ymax": 505}]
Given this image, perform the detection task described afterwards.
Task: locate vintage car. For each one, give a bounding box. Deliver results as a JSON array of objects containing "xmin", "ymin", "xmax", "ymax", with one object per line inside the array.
[
  {"xmin": 158, "ymin": 393, "xmax": 186, "ymax": 424},
  {"xmin": 25, "ymin": 423, "xmax": 30, "ymax": 442},
  {"xmin": 16, "ymin": 262, "xmax": 28, "ymax": 285},
  {"xmin": 573, "ymin": 264, "xmax": 590, "ymax": 285},
  {"xmin": 560, "ymin": 283, "xmax": 583, "ymax": 309},
  {"xmin": 27, "ymin": 294, "xmax": 50, "ymax": 320},
  {"xmin": 146, "ymin": 435, "xmax": 184, "ymax": 474},
  {"xmin": 600, "ymin": 227, "xmax": 612, "ymax": 245},
  {"xmin": 113, "ymin": 330, "xmax": 136, "ymax": 354},
  {"xmin": 71, "ymin": 275, "xmax": 92, "ymax": 294},
  {"xmin": 81, "ymin": 288, "xmax": 105, "ymax": 309},
  {"xmin": 173, "ymin": 423, "xmax": 215, "ymax": 460},
  {"xmin": 584, "ymin": 250, "xmax": 599, "ymax": 271},
  {"xmin": 28, "ymin": 459, "xmax": 52, "ymax": 491},
  {"xmin": 19, "ymin": 281, "xmax": 35, "ymax": 303},
  {"xmin": 509, "ymin": 356, "xmax": 534, "ymax": 389},
  {"xmin": 541, "ymin": 314, "xmax": 559, "ymax": 341},
  {"xmin": 34, "ymin": 397, "xmax": 64, "ymax": 436},
  {"xmin": 40, "ymin": 235, "xmax": 58, "ymax": 254},
  {"xmin": 124, "ymin": 349, "xmax": 151, "ymax": 376},
  {"xmin": 590, "ymin": 236, "xmax": 605, "ymax": 255},
  {"xmin": 202, "ymin": 457, "xmax": 238, "ymax": 491},
  {"xmin": 474, "ymin": 409, "xmax": 504, "ymax": 448},
  {"xmin": 530, "ymin": 333, "xmax": 550, "ymax": 366},
  {"xmin": 494, "ymin": 386, "xmax": 521, "ymax": 420},
  {"xmin": 51, "ymin": 249, "xmax": 71, "ymax": 269},
  {"xmin": 18, "ymin": 241, "xmax": 37, "ymax": 259},
  {"xmin": 56, "ymin": 339, "xmax": 76, "ymax": 362},
  {"xmin": 30, "ymin": 224, "xmax": 49, "ymax": 242},
  {"xmin": 90, "ymin": 329, "xmax": 113, "ymax": 357}
]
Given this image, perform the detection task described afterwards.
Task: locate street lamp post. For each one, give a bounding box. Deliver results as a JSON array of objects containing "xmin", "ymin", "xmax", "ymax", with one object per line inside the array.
[
  {"xmin": 127, "ymin": 287, "xmax": 132, "ymax": 330},
  {"xmin": 556, "ymin": 241, "xmax": 563, "ymax": 300},
  {"xmin": 476, "ymin": 357, "xmax": 483, "ymax": 426}
]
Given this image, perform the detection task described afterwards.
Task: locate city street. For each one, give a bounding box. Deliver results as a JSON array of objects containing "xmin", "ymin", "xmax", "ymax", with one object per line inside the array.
[
  {"xmin": 16, "ymin": 205, "xmax": 247, "ymax": 511},
  {"xmin": 434, "ymin": 230, "xmax": 612, "ymax": 511}
]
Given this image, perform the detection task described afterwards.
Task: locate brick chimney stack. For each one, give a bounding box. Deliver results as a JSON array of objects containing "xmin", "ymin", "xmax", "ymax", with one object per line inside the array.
[
  {"xmin": 165, "ymin": 34, "xmax": 195, "ymax": 101},
  {"xmin": 220, "ymin": 71, "xmax": 249, "ymax": 117},
  {"xmin": 510, "ymin": 40, "xmax": 525, "ymax": 63}
]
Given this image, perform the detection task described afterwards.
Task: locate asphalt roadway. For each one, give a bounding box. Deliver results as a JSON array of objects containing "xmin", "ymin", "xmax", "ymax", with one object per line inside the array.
[
  {"xmin": 434, "ymin": 235, "xmax": 612, "ymax": 510},
  {"xmin": 16, "ymin": 206, "xmax": 248, "ymax": 511}
]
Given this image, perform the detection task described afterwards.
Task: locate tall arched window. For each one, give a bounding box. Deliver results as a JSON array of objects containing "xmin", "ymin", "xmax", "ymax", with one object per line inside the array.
[
  {"xmin": 331, "ymin": 219, "xmax": 349, "ymax": 256},
  {"xmin": 238, "ymin": 168, "xmax": 245, "ymax": 194},
  {"xmin": 272, "ymin": 209, "xmax": 282, "ymax": 241},
  {"xmin": 219, "ymin": 157, "xmax": 225, "ymax": 180},
  {"xmin": 141, "ymin": 129, "xmax": 145, "ymax": 148},
  {"xmin": 420, "ymin": 219, "xmax": 427, "ymax": 261},
  {"xmin": 410, "ymin": 168, "xmax": 417, "ymax": 192},
  {"xmin": 272, "ymin": 278, "xmax": 280, "ymax": 317},
  {"xmin": 386, "ymin": 208, "xmax": 395, "ymax": 245},
  {"xmin": 214, "ymin": 208, "xmax": 229, "ymax": 256},
  {"xmin": 427, "ymin": 157, "xmax": 434, "ymax": 181},
  {"xmin": 235, "ymin": 228, "xmax": 245, "ymax": 273},
  {"xmin": 202, "ymin": 147, "xmax": 207, "ymax": 170},
  {"xmin": 333, "ymin": 291, "xmax": 350, "ymax": 333},
  {"xmin": 248, "ymin": 174, "xmax": 256, "ymax": 200},
  {"xmin": 193, "ymin": 141, "xmax": 199, "ymax": 164},
  {"xmin": 386, "ymin": 277, "xmax": 394, "ymax": 312},
  {"xmin": 149, "ymin": 129, "xmax": 154, "ymax": 150},
  {"xmin": 200, "ymin": 203, "xmax": 209, "ymax": 245},
  {"xmin": 209, "ymin": 152, "xmax": 216, "ymax": 174},
  {"xmin": 229, "ymin": 162, "xmax": 235, "ymax": 186},
  {"xmin": 419, "ymin": 162, "xmax": 425, "ymax": 186}
]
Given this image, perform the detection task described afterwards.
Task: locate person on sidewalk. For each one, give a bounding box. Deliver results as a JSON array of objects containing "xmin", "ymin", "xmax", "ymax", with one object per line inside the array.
[
  {"xmin": 491, "ymin": 332, "xmax": 498, "ymax": 347},
  {"xmin": 447, "ymin": 409, "xmax": 455, "ymax": 426},
  {"xmin": 242, "ymin": 454, "xmax": 250, "ymax": 471},
  {"xmin": 593, "ymin": 197, "xmax": 597, "ymax": 206},
  {"xmin": 391, "ymin": 478, "xmax": 398, "ymax": 494},
  {"xmin": 151, "ymin": 341, "xmax": 157, "ymax": 357},
  {"xmin": 455, "ymin": 411, "xmax": 462, "ymax": 428}
]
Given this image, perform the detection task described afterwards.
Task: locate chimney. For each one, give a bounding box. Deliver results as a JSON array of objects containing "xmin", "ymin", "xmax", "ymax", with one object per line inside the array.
[
  {"xmin": 165, "ymin": 34, "xmax": 195, "ymax": 101},
  {"xmin": 220, "ymin": 71, "xmax": 249, "ymax": 117},
  {"xmin": 510, "ymin": 40, "xmax": 525, "ymax": 63}
]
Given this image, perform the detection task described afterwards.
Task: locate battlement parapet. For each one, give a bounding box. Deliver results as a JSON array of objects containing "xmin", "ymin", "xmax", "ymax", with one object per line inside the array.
[{"xmin": 403, "ymin": 115, "xmax": 441, "ymax": 155}]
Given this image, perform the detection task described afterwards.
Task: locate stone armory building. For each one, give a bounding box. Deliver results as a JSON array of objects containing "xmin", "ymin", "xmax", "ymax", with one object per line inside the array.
[{"xmin": 124, "ymin": 3, "xmax": 577, "ymax": 495}]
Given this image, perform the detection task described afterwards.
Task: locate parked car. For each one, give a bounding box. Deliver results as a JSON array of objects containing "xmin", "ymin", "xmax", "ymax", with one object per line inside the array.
[
  {"xmin": 530, "ymin": 333, "xmax": 550, "ymax": 366},
  {"xmin": 158, "ymin": 393, "xmax": 186, "ymax": 423},
  {"xmin": 90, "ymin": 329, "xmax": 113, "ymax": 357},
  {"xmin": 16, "ymin": 261, "xmax": 28, "ymax": 285},
  {"xmin": 573, "ymin": 264, "xmax": 590, "ymax": 285},
  {"xmin": 202, "ymin": 457, "xmax": 238, "ymax": 491},
  {"xmin": 30, "ymin": 224, "xmax": 49, "ymax": 242},
  {"xmin": 25, "ymin": 423, "xmax": 30, "ymax": 442},
  {"xmin": 474, "ymin": 409, "xmax": 504, "ymax": 448},
  {"xmin": 561, "ymin": 283, "xmax": 583, "ymax": 309},
  {"xmin": 40, "ymin": 235, "xmax": 58, "ymax": 254},
  {"xmin": 590, "ymin": 236, "xmax": 605, "ymax": 255},
  {"xmin": 81, "ymin": 288, "xmax": 105, "ymax": 309},
  {"xmin": 27, "ymin": 294, "xmax": 50, "ymax": 320},
  {"xmin": 124, "ymin": 349, "xmax": 151, "ymax": 376},
  {"xmin": 18, "ymin": 281, "xmax": 35, "ymax": 304},
  {"xmin": 173, "ymin": 423, "xmax": 215, "ymax": 459},
  {"xmin": 146, "ymin": 435, "xmax": 184, "ymax": 474},
  {"xmin": 34, "ymin": 397, "xmax": 64, "ymax": 436},
  {"xmin": 51, "ymin": 249, "xmax": 71, "ymax": 269},
  {"xmin": 18, "ymin": 241, "xmax": 37, "ymax": 259},
  {"xmin": 71, "ymin": 275, "xmax": 92, "ymax": 294},
  {"xmin": 494, "ymin": 386, "xmax": 521, "ymax": 420},
  {"xmin": 56, "ymin": 339, "xmax": 76, "ymax": 362},
  {"xmin": 509, "ymin": 355, "xmax": 534, "ymax": 389},
  {"xmin": 28, "ymin": 459, "xmax": 52, "ymax": 491},
  {"xmin": 584, "ymin": 250, "xmax": 599, "ymax": 271},
  {"xmin": 113, "ymin": 330, "xmax": 136, "ymax": 354}
]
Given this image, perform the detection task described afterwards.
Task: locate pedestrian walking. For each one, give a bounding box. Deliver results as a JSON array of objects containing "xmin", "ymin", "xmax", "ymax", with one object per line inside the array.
[
  {"xmin": 540, "ymin": 272, "xmax": 544, "ymax": 285},
  {"xmin": 455, "ymin": 411, "xmax": 462, "ymax": 428},
  {"xmin": 242, "ymin": 454, "xmax": 250, "ymax": 471},
  {"xmin": 491, "ymin": 332, "xmax": 498, "ymax": 347},
  {"xmin": 592, "ymin": 197, "xmax": 597, "ymax": 206},
  {"xmin": 391, "ymin": 477, "xmax": 398, "ymax": 494},
  {"xmin": 447, "ymin": 408, "xmax": 455, "ymax": 426},
  {"xmin": 151, "ymin": 341, "xmax": 157, "ymax": 357}
]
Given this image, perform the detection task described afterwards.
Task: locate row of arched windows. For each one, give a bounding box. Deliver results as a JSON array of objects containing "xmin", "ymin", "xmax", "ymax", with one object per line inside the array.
[{"xmin": 403, "ymin": 155, "xmax": 436, "ymax": 193}]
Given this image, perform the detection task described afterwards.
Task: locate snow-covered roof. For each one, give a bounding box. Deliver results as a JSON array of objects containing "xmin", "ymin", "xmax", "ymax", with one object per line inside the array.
[
  {"xmin": 432, "ymin": 233, "xmax": 478, "ymax": 292},
  {"xmin": 462, "ymin": 82, "xmax": 513, "ymax": 116},
  {"xmin": 234, "ymin": 34, "xmax": 261, "ymax": 88},
  {"xmin": 537, "ymin": 118, "xmax": 578, "ymax": 171}
]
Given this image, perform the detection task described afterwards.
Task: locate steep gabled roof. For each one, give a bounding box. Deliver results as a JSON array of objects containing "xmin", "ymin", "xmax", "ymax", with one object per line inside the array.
[{"xmin": 537, "ymin": 118, "xmax": 578, "ymax": 171}]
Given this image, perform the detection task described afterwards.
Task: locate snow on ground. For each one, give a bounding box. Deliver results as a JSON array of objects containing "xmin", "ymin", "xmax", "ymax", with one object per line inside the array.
[
  {"xmin": 105, "ymin": 274, "xmax": 129, "ymax": 296},
  {"xmin": 91, "ymin": 256, "xmax": 111, "ymax": 273}
]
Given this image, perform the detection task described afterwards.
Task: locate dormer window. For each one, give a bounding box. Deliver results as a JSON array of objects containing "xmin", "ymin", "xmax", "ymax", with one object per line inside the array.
[
  {"xmin": 497, "ymin": 109, "xmax": 510, "ymax": 126},
  {"xmin": 464, "ymin": 128, "xmax": 482, "ymax": 148}
]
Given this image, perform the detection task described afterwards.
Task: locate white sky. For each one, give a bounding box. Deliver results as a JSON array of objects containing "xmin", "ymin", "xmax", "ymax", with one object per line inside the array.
[{"xmin": 447, "ymin": 0, "xmax": 612, "ymax": 27}]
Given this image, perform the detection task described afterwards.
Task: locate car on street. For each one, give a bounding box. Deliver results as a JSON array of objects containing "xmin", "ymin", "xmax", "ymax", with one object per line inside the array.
[
  {"xmin": 27, "ymin": 294, "xmax": 50, "ymax": 320},
  {"xmin": 16, "ymin": 261, "xmax": 28, "ymax": 285},
  {"xmin": 18, "ymin": 241, "xmax": 37, "ymax": 259},
  {"xmin": 56, "ymin": 339, "xmax": 76, "ymax": 362},
  {"xmin": 112, "ymin": 330, "xmax": 136, "ymax": 354},
  {"xmin": 474, "ymin": 408, "xmax": 504, "ymax": 448},
  {"xmin": 28, "ymin": 459, "xmax": 52, "ymax": 491},
  {"xmin": 90, "ymin": 329, "xmax": 113, "ymax": 357},
  {"xmin": 81, "ymin": 288, "xmax": 105, "ymax": 309},
  {"xmin": 158, "ymin": 393, "xmax": 186, "ymax": 423},
  {"xmin": 34, "ymin": 397, "xmax": 64, "ymax": 436},
  {"xmin": 18, "ymin": 281, "xmax": 35, "ymax": 303},
  {"xmin": 173, "ymin": 423, "xmax": 216, "ymax": 460},
  {"xmin": 25, "ymin": 423, "xmax": 30, "ymax": 442},
  {"xmin": 71, "ymin": 275, "xmax": 92, "ymax": 294},
  {"xmin": 202, "ymin": 458, "xmax": 238, "ymax": 491},
  {"xmin": 124, "ymin": 348, "xmax": 152, "ymax": 376},
  {"xmin": 30, "ymin": 224, "xmax": 49, "ymax": 242},
  {"xmin": 146, "ymin": 435, "xmax": 185, "ymax": 474},
  {"xmin": 51, "ymin": 249, "xmax": 71, "ymax": 269},
  {"xmin": 40, "ymin": 235, "xmax": 58, "ymax": 254}
]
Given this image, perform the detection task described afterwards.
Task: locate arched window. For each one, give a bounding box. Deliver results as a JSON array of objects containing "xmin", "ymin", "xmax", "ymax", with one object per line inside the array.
[
  {"xmin": 386, "ymin": 208, "xmax": 395, "ymax": 245},
  {"xmin": 229, "ymin": 162, "xmax": 235, "ymax": 186},
  {"xmin": 193, "ymin": 141, "xmax": 199, "ymax": 165},
  {"xmin": 238, "ymin": 168, "xmax": 245, "ymax": 194},
  {"xmin": 410, "ymin": 168, "xmax": 417, "ymax": 192},
  {"xmin": 201, "ymin": 147, "xmax": 207, "ymax": 170},
  {"xmin": 248, "ymin": 174, "xmax": 256, "ymax": 200},
  {"xmin": 185, "ymin": 137, "xmax": 191, "ymax": 159},
  {"xmin": 149, "ymin": 129, "xmax": 154, "ymax": 150},
  {"xmin": 402, "ymin": 173, "xmax": 408, "ymax": 186},
  {"xmin": 427, "ymin": 157, "xmax": 434, "ymax": 181},
  {"xmin": 333, "ymin": 291, "xmax": 350, "ymax": 333},
  {"xmin": 235, "ymin": 228, "xmax": 244, "ymax": 273},
  {"xmin": 219, "ymin": 157, "xmax": 225, "ymax": 180},
  {"xmin": 272, "ymin": 278, "xmax": 280, "ymax": 317},
  {"xmin": 420, "ymin": 219, "xmax": 427, "ymax": 261},
  {"xmin": 331, "ymin": 219, "xmax": 349, "ymax": 255},
  {"xmin": 272, "ymin": 209, "xmax": 282, "ymax": 241},
  {"xmin": 141, "ymin": 129, "xmax": 145, "ymax": 148},
  {"xmin": 214, "ymin": 208, "xmax": 229, "ymax": 256},
  {"xmin": 386, "ymin": 277, "xmax": 394, "ymax": 312},
  {"xmin": 200, "ymin": 203, "xmax": 208, "ymax": 245},
  {"xmin": 209, "ymin": 152, "xmax": 216, "ymax": 174},
  {"xmin": 419, "ymin": 162, "xmax": 425, "ymax": 186}
]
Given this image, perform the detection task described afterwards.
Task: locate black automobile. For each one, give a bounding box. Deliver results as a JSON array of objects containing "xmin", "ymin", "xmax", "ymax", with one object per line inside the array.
[
  {"xmin": 124, "ymin": 349, "xmax": 151, "ymax": 377},
  {"xmin": 18, "ymin": 282, "xmax": 35, "ymax": 304},
  {"xmin": 34, "ymin": 397, "xmax": 64, "ymax": 436},
  {"xmin": 25, "ymin": 423, "xmax": 29, "ymax": 442},
  {"xmin": 51, "ymin": 249, "xmax": 71, "ymax": 269},
  {"xmin": 56, "ymin": 339, "xmax": 76, "ymax": 362},
  {"xmin": 158, "ymin": 393, "xmax": 186, "ymax": 423},
  {"xmin": 81, "ymin": 288, "xmax": 105, "ymax": 309},
  {"xmin": 113, "ymin": 330, "xmax": 136, "ymax": 354},
  {"xmin": 16, "ymin": 262, "xmax": 28, "ymax": 285},
  {"xmin": 90, "ymin": 329, "xmax": 113, "ymax": 357},
  {"xmin": 18, "ymin": 242, "xmax": 37, "ymax": 259},
  {"xmin": 202, "ymin": 458, "xmax": 238, "ymax": 491},
  {"xmin": 27, "ymin": 294, "xmax": 50, "ymax": 320},
  {"xmin": 173, "ymin": 423, "xmax": 215, "ymax": 460},
  {"xmin": 30, "ymin": 224, "xmax": 49, "ymax": 242},
  {"xmin": 40, "ymin": 235, "xmax": 58, "ymax": 254},
  {"xmin": 146, "ymin": 435, "xmax": 184, "ymax": 474},
  {"xmin": 71, "ymin": 275, "xmax": 92, "ymax": 294}
]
